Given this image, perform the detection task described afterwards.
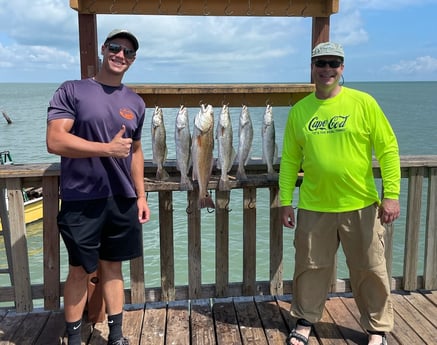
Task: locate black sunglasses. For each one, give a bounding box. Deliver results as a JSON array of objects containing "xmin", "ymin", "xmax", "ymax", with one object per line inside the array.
[
  {"xmin": 313, "ymin": 60, "xmax": 343, "ymax": 68},
  {"xmin": 105, "ymin": 43, "xmax": 136, "ymax": 59}
]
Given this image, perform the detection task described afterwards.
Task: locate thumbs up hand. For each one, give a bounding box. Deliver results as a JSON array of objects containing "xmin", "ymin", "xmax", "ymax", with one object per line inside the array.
[{"xmin": 109, "ymin": 125, "xmax": 132, "ymax": 158}]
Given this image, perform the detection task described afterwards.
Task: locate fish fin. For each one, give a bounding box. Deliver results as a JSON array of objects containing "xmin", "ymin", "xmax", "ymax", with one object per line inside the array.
[
  {"xmin": 274, "ymin": 143, "xmax": 279, "ymax": 163},
  {"xmin": 243, "ymin": 150, "xmax": 252, "ymax": 165},
  {"xmin": 228, "ymin": 148, "xmax": 237, "ymax": 172}
]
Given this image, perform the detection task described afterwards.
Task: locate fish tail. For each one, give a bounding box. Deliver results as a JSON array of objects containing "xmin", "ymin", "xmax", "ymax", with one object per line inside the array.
[
  {"xmin": 236, "ymin": 166, "xmax": 248, "ymax": 181},
  {"xmin": 218, "ymin": 177, "xmax": 231, "ymax": 191},
  {"xmin": 199, "ymin": 195, "xmax": 215, "ymax": 209},
  {"xmin": 267, "ymin": 170, "xmax": 278, "ymax": 181},
  {"xmin": 179, "ymin": 175, "xmax": 193, "ymax": 191},
  {"xmin": 156, "ymin": 168, "xmax": 170, "ymax": 181}
]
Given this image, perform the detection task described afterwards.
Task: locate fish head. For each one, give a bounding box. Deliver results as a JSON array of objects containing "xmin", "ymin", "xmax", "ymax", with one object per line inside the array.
[
  {"xmin": 152, "ymin": 106, "xmax": 164, "ymax": 127},
  {"xmin": 219, "ymin": 104, "xmax": 231, "ymax": 127},
  {"xmin": 263, "ymin": 104, "xmax": 273, "ymax": 125},
  {"xmin": 240, "ymin": 105, "xmax": 251, "ymax": 125},
  {"xmin": 195, "ymin": 104, "xmax": 214, "ymax": 132},
  {"xmin": 176, "ymin": 106, "xmax": 189, "ymax": 129}
]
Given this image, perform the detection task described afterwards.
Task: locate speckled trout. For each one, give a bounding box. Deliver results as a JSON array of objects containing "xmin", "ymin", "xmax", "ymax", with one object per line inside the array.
[
  {"xmin": 236, "ymin": 105, "xmax": 253, "ymax": 180},
  {"xmin": 262, "ymin": 104, "xmax": 278, "ymax": 180},
  {"xmin": 175, "ymin": 105, "xmax": 193, "ymax": 191},
  {"xmin": 216, "ymin": 104, "xmax": 236, "ymax": 191},
  {"xmin": 151, "ymin": 106, "xmax": 169, "ymax": 180}
]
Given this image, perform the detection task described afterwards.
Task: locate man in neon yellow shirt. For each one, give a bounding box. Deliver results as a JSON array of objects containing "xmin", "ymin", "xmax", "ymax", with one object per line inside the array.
[{"xmin": 279, "ymin": 42, "xmax": 400, "ymax": 345}]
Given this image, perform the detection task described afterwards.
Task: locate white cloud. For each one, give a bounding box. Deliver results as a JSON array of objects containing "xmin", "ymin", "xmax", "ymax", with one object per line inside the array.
[
  {"xmin": 96, "ymin": 15, "xmax": 309, "ymax": 82},
  {"xmin": 331, "ymin": 9, "xmax": 369, "ymax": 45},
  {"xmin": 384, "ymin": 56, "xmax": 437, "ymax": 73},
  {"xmin": 0, "ymin": 0, "xmax": 436, "ymax": 82},
  {"xmin": 340, "ymin": 0, "xmax": 437, "ymax": 11}
]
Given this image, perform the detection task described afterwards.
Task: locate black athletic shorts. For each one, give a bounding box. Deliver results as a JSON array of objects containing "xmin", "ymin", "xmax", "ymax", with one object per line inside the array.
[{"xmin": 57, "ymin": 196, "xmax": 143, "ymax": 274}]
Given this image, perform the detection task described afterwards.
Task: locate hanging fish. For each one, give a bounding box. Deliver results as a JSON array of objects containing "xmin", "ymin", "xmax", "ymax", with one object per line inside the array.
[
  {"xmin": 262, "ymin": 104, "xmax": 278, "ymax": 180},
  {"xmin": 151, "ymin": 106, "xmax": 169, "ymax": 180},
  {"xmin": 175, "ymin": 105, "xmax": 193, "ymax": 191},
  {"xmin": 216, "ymin": 104, "xmax": 236, "ymax": 191},
  {"xmin": 192, "ymin": 104, "xmax": 215, "ymax": 209},
  {"xmin": 235, "ymin": 105, "xmax": 253, "ymax": 180}
]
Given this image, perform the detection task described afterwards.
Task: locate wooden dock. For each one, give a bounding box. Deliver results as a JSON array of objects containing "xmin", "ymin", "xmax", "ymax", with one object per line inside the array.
[{"xmin": 1, "ymin": 290, "xmax": 435, "ymax": 345}]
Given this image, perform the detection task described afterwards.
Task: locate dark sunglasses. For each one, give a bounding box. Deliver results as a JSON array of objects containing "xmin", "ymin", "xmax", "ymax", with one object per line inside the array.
[
  {"xmin": 105, "ymin": 43, "xmax": 136, "ymax": 59},
  {"xmin": 313, "ymin": 60, "xmax": 343, "ymax": 68}
]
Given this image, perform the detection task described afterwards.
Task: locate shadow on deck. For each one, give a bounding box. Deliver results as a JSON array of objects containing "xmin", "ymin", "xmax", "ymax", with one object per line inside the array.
[{"xmin": 0, "ymin": 290, "xmax": 436, "ymax": 345}]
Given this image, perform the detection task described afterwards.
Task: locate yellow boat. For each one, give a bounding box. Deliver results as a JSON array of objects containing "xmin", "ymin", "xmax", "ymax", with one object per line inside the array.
[
  {"xmin": 23, "ymin": 196, "xmax": 44, "ymax": 225},
  {"xmin": 0, "ymin": 191, "xmax": 43, "ymax": 231},
  {"xmin": 1, "ymin": 151, "xmax": 44, "ymax": 230}
]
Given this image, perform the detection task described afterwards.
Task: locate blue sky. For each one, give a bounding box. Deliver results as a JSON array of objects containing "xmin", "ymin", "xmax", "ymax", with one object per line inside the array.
[{"xmin": 0, "ymin": 0, "xmax": 436, "ymax": 83}]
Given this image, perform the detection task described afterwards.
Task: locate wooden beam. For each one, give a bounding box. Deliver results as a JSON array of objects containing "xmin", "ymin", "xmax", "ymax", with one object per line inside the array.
[
  {"xmin": 128, "ymin": 83, "xmax": 315, "ymax": 108},
  {"xmin": 70, "ymin": 0, "xmax": 339, "ymax": 17}
]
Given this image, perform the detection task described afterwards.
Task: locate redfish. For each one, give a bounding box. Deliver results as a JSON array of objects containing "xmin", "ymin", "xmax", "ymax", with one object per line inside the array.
[{"xmin": 192, "ymin": 104, "xmax": 215, "ymax": 209}]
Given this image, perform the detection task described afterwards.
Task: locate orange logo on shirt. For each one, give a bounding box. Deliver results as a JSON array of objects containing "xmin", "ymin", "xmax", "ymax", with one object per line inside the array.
[{"xmin": 119, "ymin": 108, "xmax": 134, "ymax": 120}]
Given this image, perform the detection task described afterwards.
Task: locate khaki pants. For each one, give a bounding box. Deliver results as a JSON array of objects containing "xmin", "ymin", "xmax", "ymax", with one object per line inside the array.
[{"xmin": 291, "ymin": 204, "xmax": 394, "ymax": 332}]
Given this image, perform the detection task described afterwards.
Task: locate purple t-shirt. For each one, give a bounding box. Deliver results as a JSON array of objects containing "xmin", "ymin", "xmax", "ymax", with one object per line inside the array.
[{"xmin": 47, "ymin": 78, "xmax": 146, "ymax": 201}]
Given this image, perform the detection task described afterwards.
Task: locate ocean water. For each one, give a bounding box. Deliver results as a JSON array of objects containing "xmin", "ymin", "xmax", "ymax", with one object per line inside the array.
[{"xmin": 0, "ymin": 81, "xmax": 436, "ymax": 292}]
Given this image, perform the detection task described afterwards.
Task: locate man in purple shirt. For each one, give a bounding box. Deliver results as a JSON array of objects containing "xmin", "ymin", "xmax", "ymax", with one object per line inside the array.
[{"xmin": 47, "ymin": 29, "xmax": 149, "ymax": 345}]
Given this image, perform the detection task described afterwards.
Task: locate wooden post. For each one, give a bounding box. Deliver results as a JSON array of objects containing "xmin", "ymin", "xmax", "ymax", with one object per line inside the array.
[
  {"xmin": 403, "ymin": 167, "xmax": 424, "ymax": 290},
  {"xmin": 311, "ymin": 16, "xmax": 331, "ymax": 83},
  {"xmin": 78, "ymin": 13, "xmax": 99, "ymax": 79},
  {"xmin": 269, "ymin": 186, "xmax": 283, "ymax": 295},
  {"xmin": 243, "ymin": 187, "xmax": 256, "ymax": 295},
  {"xmin": 159, "ymin": 191, "xmax": 175, "ymax": 301},
  {"xmin": 6, "ymin": 178, "xmax": 33, "ymax": 312},
  {"xmin": 188, "ymin": 190, "xmax": 201, "ymax": 299},
  {"xmin": 215, "ymin": 190, "xmax": 230, "ymax": 297},
  {"xmin": 42, "ymin": 175, "xmax": 61, "ymax": 310},
  {"xmin": 312, "ymin": 16, "xmax": 331, "ymax": 48},
  {"xmin": 424, "ymin": 167, "xmax": 437, "ymax": 289}
]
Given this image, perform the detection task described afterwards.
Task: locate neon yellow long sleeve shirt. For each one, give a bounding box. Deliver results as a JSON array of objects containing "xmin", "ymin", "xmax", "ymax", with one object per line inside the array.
[{"xmin": 279, "ymin": 87, "xmax": 400, "ymax": 212}]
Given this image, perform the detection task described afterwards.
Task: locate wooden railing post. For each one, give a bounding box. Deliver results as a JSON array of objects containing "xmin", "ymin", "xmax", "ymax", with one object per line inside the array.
[
  {"xmin": 0, "ymin": 179, "xmax": 13, "ymax": 280},
  {"xmin": 6, "ymin": 178, "xmax": 33, "ymax": 312},
  {"xmin": 159, "ymin": 191, "xmax": 175, "ymax": 301},
  {"xmin": 269, "ymin": 186, "xmax": 283, "ymax": 295},
  {"xmin": 42, "ymin": 175, "xmax": 61, "ymax": 310},
  {"xmin": 130, "ymin": 256, "xmax": 145, "ymax": 304},
  {"xmin": 403, "ymin": 167, "xmax": 424, "ymax": 290},
  {"xmin": 424, "ymin": 167, "xmax": 437, "ymax": 289},
  {"xmin": 243, "ymin": 187, "xmax": 256, "ymax": 295},
  {"xmin": 215, "ymin": 190, "xmax": 230, "ymax": 297},
  {"xmin": 188, "ymin": 190, "xmax": 201, "ymax": 299}
]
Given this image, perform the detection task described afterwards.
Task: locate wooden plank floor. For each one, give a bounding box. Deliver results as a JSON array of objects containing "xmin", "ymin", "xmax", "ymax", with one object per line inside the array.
[{"xmin": 0, "ymin": 290, "xmax": 435, "ymax": 345}]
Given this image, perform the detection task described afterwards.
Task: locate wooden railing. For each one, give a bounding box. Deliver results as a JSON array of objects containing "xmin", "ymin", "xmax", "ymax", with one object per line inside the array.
[{"xmin": 0, "ymin": 156, "xmax": 436, "ymax": 313}]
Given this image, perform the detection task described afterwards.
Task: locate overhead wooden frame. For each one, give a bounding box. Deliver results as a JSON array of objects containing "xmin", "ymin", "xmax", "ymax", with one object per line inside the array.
[
  {"xmin": 70, "ymin": 0, "xmax": 339, "ymax": 17},
  {"xmin": 69, "ymin": 0, "xmax": 339, "ymax": 105}
]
